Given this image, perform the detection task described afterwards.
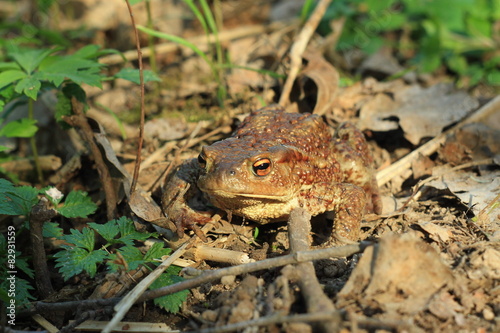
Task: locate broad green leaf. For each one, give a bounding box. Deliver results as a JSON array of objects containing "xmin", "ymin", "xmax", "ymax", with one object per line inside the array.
[
  {"xmin": 42, "ymin": 222, "xmax": 64, "ymax": 238},
  {"xmin": 0, "ymin": 119, "xmax": 38, "ymax": 138},
  {"xmin": 143, "ymin": 242, "xmax": 171, "ymax": 262},
  {"xmin": 54, "ymin": 246, "xmax": 107, "ymax": 280},
  {"xmin": 88, "ymin": 221, "xmax": 120, "ymax": 244},
  {"xmin": 9, "ymin": 47, "xmax": 55, "ymax": 74},
  {"xmin": 72, "ymin": 44, "xmax": 102, "ymax": 59},
  {"xmin": 114, "ymin": 68, "xmax": 161, "ymax": 84},
  {"xmin": 14, "ymin": 76, "xmax": 41, "ymax": 100},
  {"xmin": 150, "ymin": 273, "xmax": 189, "ymax": 313},
  {"xmin": 116, "ymin": 216, "xmax": 150, "ymax": 246},
  {"xmin": 486, "ymin": 70, "xmax": 500, "ymax": 86},
  {"xmin": 57, "ymin": 190, "xmax": 97, "ymax": 218},
  {"xmin": 38, "ymin": 55, "xmax": 103, "ymax": 87},
  {"xmin": 0, "ymin": 69, "xmax": 26, "ymax": 90},
  {"xmin": 0, "ymin": 62, "xmax": 21, "ymax": 70},
  {"xmin": 0, "ymin": 179, "xmax": 39, "ymax": 215},
  {"xmin": 63, "ymin": 227, "xmax": 95, "ymax": 252},
  {"xmin": 109, "ymin": 245, "xmax": 145, "ymax": 271},
  {"xmin": 447, "ymin": 55, "xmax": 468, "ymax": 75}
]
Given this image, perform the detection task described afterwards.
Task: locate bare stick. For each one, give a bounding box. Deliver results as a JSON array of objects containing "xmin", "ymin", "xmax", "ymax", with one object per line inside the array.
[
  {"xmin": 29, "ymin": 198, "xmax": 57, "ymax": 299},
  {"xmin": 124, "ymin": 0, "xmax": 146, "ymax": 194},
  {"xmin": 376, "ymin": 95, "xmax": 500, "ymax": 186},
  {"xmin": 278, "ymin": 0, "xmax": 332, "ymax": 106},
  {"xmin": 288, "ymin": 208, "xmax": 339, "ymax": 332},
  {"xmin": 64, "ymin": 98, "xmax": 117, "ymax": 221}
]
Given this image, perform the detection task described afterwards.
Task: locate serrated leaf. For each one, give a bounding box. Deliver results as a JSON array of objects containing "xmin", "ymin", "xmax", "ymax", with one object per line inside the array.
[
  {"xmin": 9, "ymin": 47, "xmax": 55, "ymax": 74},
  {"xmin": 115, "ymin": 216, "xmax": 150, "ymax": 246},
  {"xmin": 38, "ymin": 55, "xmax": 103, "ymax": 87},
  {"xmin": 150, "ymin": 273, "xmax": 189, "ymax": 313},
  {"xmin": 54, "ymin": 246, "xmax": 107, "ymax": 280},
  {"xmin": 0, "ymin": 69, "xmax": 26, "ymax": 89},
  {"xmin": 15, "ymin": 256, "xmax": 35, "ymax": 279},
  {"xmin": 0, "ymin": 118, "xmax": 38, "ymax": 138},
  {"xmin": 114, "ymin": 68, "xmax": 161, "ymax": 84},
  {"xmin": 42, "ymin": 221, "xmax": 64, "ymax": 238},
  {"xmin": 63, "ymin": 227, "xmax": 95, "ymax": 252},
  {"xmin": 0, "ymin": 277, "xmax": 36, "ymax": 306},
  {"xmin": 88, "ymin": 221, "xmax": 119, "ymax": 243},
  {"xmin": 0, "ymin": 179, "xmax": 39, "ymax": 215},
  {"xmin": 143, "ymin": 242, "xmax": 171, "ymax": 262},
  {"xmin": 14, "ymin": 76, "xmax": 41, "ymax": 100},
  {"xmin": 57, "ymin": 190, "xmax": 97, "ymax": 218},
  {"xmin": 109, "ymin": 245, "xmax": 145, "ymax": 271}
]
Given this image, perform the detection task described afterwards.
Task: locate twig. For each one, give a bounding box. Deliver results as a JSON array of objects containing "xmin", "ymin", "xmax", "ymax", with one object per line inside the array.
[
  {"xmin": 29, "ymin": 198, "xmax": 57, "ymax": 299},
  {"xmin": 102, "ymin": 223, "xmax": 214, "ymax": 333},
  {"xmin": 278, "ymin": 0, "xmax": 332, "ymax": 106},
  {"xmin": 288, "ymin": 208, "xmax": 339, "ymax": 333},
  {"xmin": 24, "ymin": 243, "xmax": 368, "ymax": 317},
  {"xmin": 124, "ymin": 0, "xmax": 145, "ymax": 195},
  {"xmin": 376, "ymin": 95, "xmax": 500, "ymax": 186},
  {"xmin": 64, "ymin": 98, "xmax": 117, "ymax": 221}
]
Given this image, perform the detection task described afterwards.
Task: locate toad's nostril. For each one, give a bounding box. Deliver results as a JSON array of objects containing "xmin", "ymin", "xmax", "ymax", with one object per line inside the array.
[{"xmin": 229, "ymin": 170, "xmax": 236, "ymax": 176}]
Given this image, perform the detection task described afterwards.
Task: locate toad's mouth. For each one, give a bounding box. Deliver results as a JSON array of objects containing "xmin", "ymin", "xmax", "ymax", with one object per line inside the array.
[{"xmin": 201, "ymin": 188, "xmax": 287, "ymax": 201}]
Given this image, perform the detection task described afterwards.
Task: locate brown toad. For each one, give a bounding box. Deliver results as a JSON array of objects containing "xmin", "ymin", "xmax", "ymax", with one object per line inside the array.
[{"xmin": 162, "ymin": 105, "xmax": 382, "ymax": 244}]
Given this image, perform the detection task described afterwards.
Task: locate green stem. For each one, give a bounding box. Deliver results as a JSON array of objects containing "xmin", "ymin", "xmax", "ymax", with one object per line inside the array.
[
  {"xmin": 28, "ymin": 99, "xmax": 43, "ymax": 183},
  {"xmin": 145, "ymin": 0, "xmax": 157, "ymax": 74}
]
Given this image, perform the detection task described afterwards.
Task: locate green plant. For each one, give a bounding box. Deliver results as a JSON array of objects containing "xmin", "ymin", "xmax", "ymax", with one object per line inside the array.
[
  {"xmin": 0, "ymin": 179, "xmax": 188, "ymax": 313},
  {"xmin": 0, "ymin": 43, "xmax": 160, "ymax": 181},
  {"xmin": 0, "ymin": 178, "xmax": 98, "ymax": 305},
  {"xmin": 52, "ymin": 216, "xmax": 189, "ymax": 313},
  {"xmin": 305, "ymin": 0, "xmax": 500, "ymax": 87}
]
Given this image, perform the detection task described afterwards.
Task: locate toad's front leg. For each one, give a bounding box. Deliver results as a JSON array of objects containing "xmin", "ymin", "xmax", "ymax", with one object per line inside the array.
[
  {"xmin": 161, "ymin": 158, "xmax": 212, "ymax": 241},
  {"xmin": 304, "ymin": 182, "xmax": 367, "ymax": 246}
]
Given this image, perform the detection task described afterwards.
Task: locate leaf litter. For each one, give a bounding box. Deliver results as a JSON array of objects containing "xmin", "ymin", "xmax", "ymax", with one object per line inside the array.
[{"xmin": 4, "ymin": 3, "xmax": 500, "ymax": 332}]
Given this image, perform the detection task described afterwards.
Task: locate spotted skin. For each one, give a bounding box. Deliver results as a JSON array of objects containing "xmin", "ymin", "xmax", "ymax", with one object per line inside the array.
[{"xmin": 162, "ymin": 104, "xmax": 382, "ymax": 244}]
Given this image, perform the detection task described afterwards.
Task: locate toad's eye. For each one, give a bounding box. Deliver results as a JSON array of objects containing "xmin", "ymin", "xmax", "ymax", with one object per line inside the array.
[
  {"xmin": 197, "ymin": 154, "xmax": 207, "ymax": 168},
  {"xmin": 252, "ymin": 158, "xmax": 271, "ymax": 176}
]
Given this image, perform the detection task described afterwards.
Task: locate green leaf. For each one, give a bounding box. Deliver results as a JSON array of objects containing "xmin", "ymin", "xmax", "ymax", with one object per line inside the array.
[
  {"xmin": 0, "ymin": 119, "xmax": 38, "ymax": 138},
  {"xmin": 88, "ymin": 221, "xmax": 120, "ymax": 244},
  {"xmin": 42, "ymin": 221, "xmax": 64, "ymax": 238},
  {"xmin": 143, "ymin": 242, "xmax": 171, "ymax": 262},
  {"xmin": 0, "ymin": 179, "xmax": 39, "ymax": 215},
  {"xmin": 57, "ymin": 190, "xmax": 97, "ymax": 218},
  {"xmin": 0, "ymin": 69, "xmax": 26, "ymax": 90},
  {"xmin": 116, "ymin": 216, "xmax": 150, "ymax": 246},
  {"xmin": 486, "ymin": 70, "xmax": 500, "ymax": 86},
  {"xmin": 150, "ymin": 272, "xmax": 189, "ymax": 313},
  {"xmin": 54, "ymin": 246, "xmax": 107, "ymax": 280},
  {"xmin": 114, "ymin": 68, "xmax": 161, "ymax": 84},
  {"xmin": 38, "ymin": 56, "xmax": 103, "ymax": 88},
  {"xmin": 447, "ymin": 55, "xmax": 468, "ymax": 75},
  {"xmin": 14, "ymin": 76, "xmax": 42, "ymax": 100},
  {"xmin": 0, "ymin": 277, "xmax": 36, "ymax": 306},
  {"xmin": 14, "ymin": 256, "xmax": 35, "ymax": 279},
  {"xmin": 109, "ymin": 245, "xmax": 145, "ymax": 271},
  {"xmin": 9, "ymin": 47, "xmax": 55, "ymax": 74},
  {"xmin": 129, "ymin": 0, "xmax": 144, "ymax": 4},
  {"xmin": 63, "ymin": 227, "xmax": 95, "ymax": 252},
  {"xmin": 55, "ymin": 83, "xmax": 88, "ymax": 129}
]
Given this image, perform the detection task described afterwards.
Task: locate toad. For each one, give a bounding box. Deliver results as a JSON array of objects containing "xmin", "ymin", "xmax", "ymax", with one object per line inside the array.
[{"xmin": 161, "ymin": 105, "xmax": 382, "ymax": 245}]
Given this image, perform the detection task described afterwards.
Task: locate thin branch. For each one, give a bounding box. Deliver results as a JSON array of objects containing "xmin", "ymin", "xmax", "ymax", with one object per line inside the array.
[
  {"xmin": 279, "ymin": 0, "xmax": 332, "ymax": 106},
  {"xmin": 124, "ymin": 0, "xmax": 145, "ymax": 194},
  {"xmin": 64, "ymin": 98, "xmax": 117, "ymax": 220}
]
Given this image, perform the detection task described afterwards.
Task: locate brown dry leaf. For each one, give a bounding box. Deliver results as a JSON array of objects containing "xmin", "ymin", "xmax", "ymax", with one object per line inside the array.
[
  {"xmin": 337, "ymin": 232, "xmax": 453, "ymax": 315},
  {"xmin": 426, "ymin": 168, "xmax": 500, "ymax": 225},
  {"xmin": 290, "ymin": 52, "xmax": 339, "ymax": 115},
  {"xmin": 359, "ymin": 83, "xmax": 479, "ymax": 145},
  {"xmin": 411, "ymin": 153, "xmax": 435, "ymax": 179},
  {"xmin": 417, "ymin": 221, "xmax": 453, "ymax": 243}
]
